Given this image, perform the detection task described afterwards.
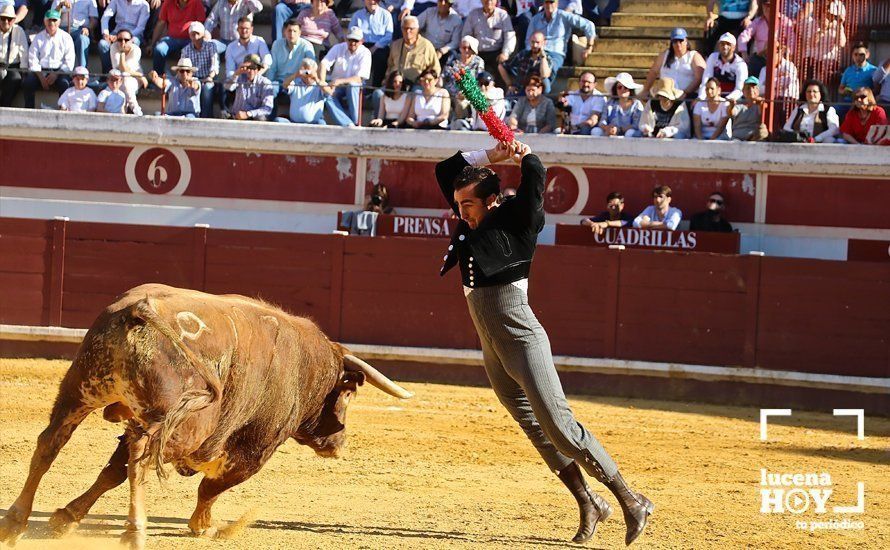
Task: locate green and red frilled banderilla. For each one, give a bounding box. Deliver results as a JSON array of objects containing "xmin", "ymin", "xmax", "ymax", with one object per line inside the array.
[{"xmin": 455, "ymin": 68, "xmax": 515, "ymax": 143}]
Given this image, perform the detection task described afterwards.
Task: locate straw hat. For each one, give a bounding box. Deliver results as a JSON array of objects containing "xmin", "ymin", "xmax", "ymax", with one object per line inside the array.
[{"xmin": 650, "ymin": 77, "xmax": 683, "ymax": 101}]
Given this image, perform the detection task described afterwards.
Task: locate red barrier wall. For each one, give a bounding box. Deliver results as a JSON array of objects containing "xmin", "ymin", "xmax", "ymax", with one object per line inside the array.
[{"xmin": 1, "ymin": 217, "xmax": 887, "ymax": 378}]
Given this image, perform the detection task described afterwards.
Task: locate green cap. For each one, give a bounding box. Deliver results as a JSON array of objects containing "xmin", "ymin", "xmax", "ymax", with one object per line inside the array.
[{"xmin": 45, "ymin": 9, "xmax": 61, "ymax": 20}]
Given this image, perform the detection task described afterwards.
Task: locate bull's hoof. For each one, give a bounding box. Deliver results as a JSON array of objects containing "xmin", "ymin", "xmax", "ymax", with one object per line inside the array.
[
  {"xmin": 48, "ymin": 507, "xmax": 80, "ymax": 537},
  {"xmin": 0, "ymin": 510, "xmax": 28, "ymax": 546},
  {"xmin": 120, "ymin": 525, "xmax": 146, "ymax": 550}
]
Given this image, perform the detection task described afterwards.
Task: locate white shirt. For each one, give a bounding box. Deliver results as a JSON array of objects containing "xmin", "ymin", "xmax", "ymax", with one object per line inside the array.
[
  {"xmin": 321, "ymin": 42, "xmax": 372, "ymax": 81},
  {"xmin": 0, "ymin": 25, "xmax": 29, "ymax": 68},
  {"xmin": 109, "ymin": 40, "xmax": 142, "ymax": 74},
  {"xmin": 782, "ymin": 103, "xmax": 839, "ymax": 143},
  {"xmin": 566, "ymin": 91, "xmax": 606, "ymax": 127},
  {"xmin": 28, "ymin": 29, "xmax": 75, "ymax": 72},
  {"xmin": 58, "ymin": 86, "xmax": 98, "ymax": 111},
  {"xmin": 693, "ymin": 100, "xmax": 730, "ymax": 139},
  {"xmin": 633, "ymin": 205, "xmax": 682, "ymax": 231},
  {"xmin": 51, "ymin": 0, "xmax": 98, "ymax": 30},
  {"xmin": 472, "ymin": 86, "xmax": 505, "ymax": 131},
  {"xmin": 699, "ymin": 52, "xmax": 747, "ymax": 101}
]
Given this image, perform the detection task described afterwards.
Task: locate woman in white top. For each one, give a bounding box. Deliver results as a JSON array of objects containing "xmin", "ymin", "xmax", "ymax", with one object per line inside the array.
[
  {"xmin": 693, "ymin": 78, "xmax": 730, "ymax": 140},
  {"xmin": 406, "ymin": 68, "xmax": 451, "ymax": 129},
  {"xmin": 782, "ymin": 79, "xmax": 839, "ymax": 143},
  {"xmin": 640, "ymin": 27, "xmax": 706, "ymax": 102},
  {"xmin": 109, "ymin": 29, "xmax": 148, "ymax": 97},
  {"xmin": 370, "ymin": 70, "xmax": 409, "ymax": 127}
]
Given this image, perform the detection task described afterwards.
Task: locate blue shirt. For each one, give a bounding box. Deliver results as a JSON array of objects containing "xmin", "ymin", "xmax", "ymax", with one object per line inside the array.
[
  {"xmin": 286, "ymin": 83, "xmax": 326, "ymax": 124},
  {"xmin": 268, "ymin": 37, "xmax": 316, "ymax": 84},
  {"xmin": 349, "ymin": 8, "xmax": 393, "ymax": 48},
  {"xmin": 716, "ymin": 0, "xmax": 751, "ymax": 19},
  {"xmin": 165, "ymin": 79, "xmax": 200, "ymax": 115},
  {"xmin": 840, "ymin": 62, "xmax": 878, "ymax": 100},
  {"xmin": 527, "ymin": 10, "xmax": 595, "ymax": 58}
]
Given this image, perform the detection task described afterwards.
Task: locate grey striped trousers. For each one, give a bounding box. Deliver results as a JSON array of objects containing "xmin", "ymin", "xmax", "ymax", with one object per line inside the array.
[{"xmin": 466, "ymin": 283, "xmax": 619, "ymax": 480}]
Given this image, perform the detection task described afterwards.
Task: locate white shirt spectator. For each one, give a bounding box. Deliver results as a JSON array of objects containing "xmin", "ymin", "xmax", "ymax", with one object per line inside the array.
[
  {"xmin": 416, "ymin": 6, "xmax": 463, "ymax": 53},
  {"xmin": 693, "ymin": 100, "xmax": 730, "ymax": 139},
  {"xmin": 110, "ymin": 41, "xmax": 143, "ymax": 95},
  {"xmin": 472, "ymin": 85, "xmax": 505, "ymax": 130},
  {"xmin": 28, "ymin": 28, "xmax": 75, "ymax": 72},
  {"xmin": 101, "ymin": 0, "xmax": 151, "ymax": 38},
  {"xmin": 0, "ymin": 24, "xmax": 29, "ymax": 68},
  {"xmin": 758, "ymin": 60, "xmax": 799, "ymax": 100},
  {"xmin": 699, "ymin": 52, "xmax": 747, "ymax": 101},
  {"xmin": 633, "ymin": 205, "xmax": 682, "ymax": 230},
  {"xmin": 51, "ymin": 0, "xmax": 98, "ymax": 30},
  {"xmin": 782, "ymin": 103, "xmax": 839, "ymax": 143},
  {"xmin": 58, "ymin": 86, "xmax": 98, "ymax": 111},
  {"xmin": 321, "ymin": 41, "xmax": 372, "ymax": 81},
  {"xmin": 565, "ymin": 90, "xmax": 606, "ymax": 127},
  {"xmin": 225, "ymin": 36, "xmax": 272, "ymax": 81},
  {"xmin": 98, "ymin": 87, "xmax": 143, "ymax": 115}
]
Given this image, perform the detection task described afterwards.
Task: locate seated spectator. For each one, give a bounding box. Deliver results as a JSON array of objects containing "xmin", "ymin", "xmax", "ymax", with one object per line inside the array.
[
  {"xmin": 581, "ymin": 191, "xmax": 633, "ymax": 235},
  {"xmin": 876, "ymin": 55, "xmax": 890, "ymax": 106},
  {"xmin": 592, "ymin": 72, "xmax": 643, "ymax": 137},
  {"xmin": 99, "ymin": 0, "xmax": 150, "ymax": 74},
  {"xmin": 108, "ymin": 29, "xmax": 148, "ymax": 97},
  {"xmin": 758, "ymin": 44, "xmax": 798, "ymax": 122},
  {"xmin": 452, "ymin": 70, "xmax": 505, "ymax": 130},
  {"xmin": 148, "ymin": 0, "xmax": 207, "ymax": 76},
  {"xmin": 633, "ymin": 185, "xmax": 681, "ymax": 231},
  {"xmin": 370, "ymin": 69, "xmax": 408, "ymax": 126},
  {"xmin": 639, "ymin": 77, "xmax": 691, "ymax": 139},
  {"xmin": 97, "ymin": 69, "xmax": 143, "ymax": 114},
  {"xmin": 297, "ymin": 0, "xmax": 345, "ymax": 59},
  {"xmin": 728, "ymin": 76, "xmax": 768, "ymax": 141},
  {"xmin": 689, "ymin": 192, "xmax": 733, "ymax": 232},
  {"xmin": 225, "ymin": 53, "xmax": 274, "ymax": 120},
  {"xmin": 0, "ymin": 0, "xmax": 27, "ymax": 24},
  {"xmin": 278, "ymin": 57, "xmax": 354, "ymax": 125},
  {"xmin": 705, "ymin": 0, "xmax": 757, "ymax": 55},
  {"xmin": 736, "ymin": 0, "xmax": 772, "ymax": 78},
  {"xmin": 148, "ymin": 58, "xmax": 201, "ymax": 117},
  {"xmin": 0, "ymin": 4, "xmax": 29, "ymax": 107},
  {"xmin": 526, "ymin": 0, "xmax": 594, "ymax": 82},
  {"xmin": 350, "ymin": 0, "xmax": 393, "ymax": 87},
  {"xmin": 417, "ymin": 0, "xmax": 462, "ymax": 64},
  {"xmin": 366, "ymin": 182, "xmax": 395, "ymax": 214},
  {"xmin": 319, "ymin": 26, "xmax": 370, "ymax": 124},
  {"xmin": 558, "ymin": 71, "xmax": 604, "ymax": 135},
  {"xmin": 450, "ymin": 0, "xmax": 481, "ymax": 18},
  {"xmin": 462, "ymin": 0, "xmax": 515, "ymax": 77},
  {"xmin": 204, "ymin": 0, "xmax": 263, "ymax": 55},
  {"xmin": 180, "ymin": 20, "xmax": 219, "ymax": 117},
  {"xmin": 274, "ymin": 1, "xmax": 308, "ymax": 43},
  {"xmin": 782, "ymin": 79, "xmax": 838, "ymax": 143},
  {"xmin": 51, "ymin": 0, "xmax": 97, "ymax": 68},
  {"xmin": 837, "ymin": 43, "xmax": 876, "ymax": 115},
  {"xmin": 508, "ymin": 75, "xmax": 556, "ymax": 133},
  {"xmin": 498, "ymin": 0, "xmax": 536, "ymax": 47},
  {"xmin": 694, "ymin": 77, "xmax": 730, "ymax": 140},
  {"xmin": 268, "ymin": 17, "xmax": 315, "ymax": 115},
  {"xmin": 839, "ymin": 88, "xmax": 888, "ymax": 145},
  {"xmin": 699, "ymin": 32, "xmax": 747, "ymax": 101},
  {"xmin": 499, "ymin": 31, "xmax": 553, "ymax": 95},
  {"xmin": 387, "ymin": 15, "xmax": 439, "ymax": 85},
  {"xmin": 640, "ymin": 28, "xmax": 705, "ymax": 102},
  {"xmin": 801, "ymin": 0, "xmax": 845, "ymax": 75},
  {"xmin": 225, "ymin": 17, "xmax": 272, "ymax": 83},
  {"xmin": 442, "ymin": 35, "xmax": 484, "ymax": 117},
  {"xmin": 58, "ymin": 66, "xmax": 97, "ymax": 111},
  {"xmin": 404, "ymin": 67, "xmax": 450, "ymax": 128},
  {"xmin": 23, "ymin": 10, "xmax": 74, "ymax": 109}
]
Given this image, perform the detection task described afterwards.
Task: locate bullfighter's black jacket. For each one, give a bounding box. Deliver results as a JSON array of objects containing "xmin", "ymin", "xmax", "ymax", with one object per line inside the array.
[{"xmin": 435, "ymin": 151, "xmax": 546, "ymax": 288}]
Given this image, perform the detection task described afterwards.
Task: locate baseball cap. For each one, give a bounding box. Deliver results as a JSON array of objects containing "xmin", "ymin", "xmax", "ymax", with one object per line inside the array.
[
  {"xmin": 670, "ymin": 28, "xmax": 687, "ymax": 41},
  {"xmin": 44, "ymin": 9, "xmax": 61, "ymax": 20},
  {"xmin": 744, "ymin": 76, "xmax": 760, "ymax": 86},
  {"xmin": 346, "ymin": 26, "xmax": 363, "ymax": 41},
  {"xmin": 718, "ymin": 32, "xmax": 737, "ymax": 46},
  {"xmin": 189, "ymin": 21, "xmax": 205, "ymax": 35},
  {"xmin": 108, "ymin": 69, "xmax": 123, "ymax": 77},
  {"xmin": 73, "ymin": 66, "xmax": 89, "ymax": 77},
  {"xmin": 477, "ymin": 71, "xmax": 493, "ymax": 85},
  {"xmin": 243, "ymin": 53, "xmax": 264, "ymax": 68}
]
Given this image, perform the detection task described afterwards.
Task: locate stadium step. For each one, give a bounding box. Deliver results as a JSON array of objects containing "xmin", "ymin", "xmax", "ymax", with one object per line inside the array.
[
  {"xmin": 617, "ymin": 0, "xmax": 707, "ymax": 14},
  {"xmin": 611, "ymin": 12, "xmax": 706, "ymax": 28},
  {"xmin": 592, "ymin": 37, "xmax": 704, "ymax": 54},
  {"xmin": 583, "ymin": 52, "xmax": 659, "ymax": 69},
  {"xmin": 598, "ymin": 25, "xmax": 705, "ymax": 39}
]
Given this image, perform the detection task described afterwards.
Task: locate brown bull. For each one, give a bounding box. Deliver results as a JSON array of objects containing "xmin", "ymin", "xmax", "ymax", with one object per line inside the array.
[{"xmin": 0, "ymin": 284, "xmax": 412, "ymax": 549}]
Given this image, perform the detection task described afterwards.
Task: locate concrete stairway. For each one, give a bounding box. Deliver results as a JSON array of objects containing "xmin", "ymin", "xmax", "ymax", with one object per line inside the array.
[{"xmin": 561, "ymin": 0, "xmax": 708, "ymax": 91}]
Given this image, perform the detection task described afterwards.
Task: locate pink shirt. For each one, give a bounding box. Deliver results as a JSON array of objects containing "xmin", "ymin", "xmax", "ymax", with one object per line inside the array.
[{"xmin": 296, "ymin": 8, "xmax": 345, "ymax": 46}]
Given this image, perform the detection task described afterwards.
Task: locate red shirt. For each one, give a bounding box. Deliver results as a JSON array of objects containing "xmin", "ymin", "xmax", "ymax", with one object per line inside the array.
[
  {"xmin": 160, "ymin": 0, "xmax": 207, "ymax": 40},
  {"xmin": 840, "ymin": 105, "xmax": 888, "ymax": 144}
]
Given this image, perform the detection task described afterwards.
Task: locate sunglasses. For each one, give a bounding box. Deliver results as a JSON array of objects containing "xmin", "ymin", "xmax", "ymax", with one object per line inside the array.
[
  {"xmin": 119, "ymin": 37, "xmax": 132, "ymax": 42},
  {"xmin": 855, "ymin": 94, "xmax": 868, "ymax": 100},
  {"xmin": 0, "ymin": 16, "xmax": 15, "ymax": 22},
  {"xmin": 178, "ymin": 69, "xmax": 192, "ymax": 74},
  {"xmin": 709, "ymin": 198, "xmax": 724, "ymax": 205}
]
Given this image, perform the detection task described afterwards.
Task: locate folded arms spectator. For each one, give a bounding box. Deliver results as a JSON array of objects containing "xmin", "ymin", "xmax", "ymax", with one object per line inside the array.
[
  {"xmin": 634, "ymin": 185, "xmax": 682, "ymax": 231},
  {"xmin": 386, "ymin": 14, "xmax": 439, "ymax": 83},
  {"xmin": 296, "ymin": 0, "xmax": 345, "ymax": 58}
]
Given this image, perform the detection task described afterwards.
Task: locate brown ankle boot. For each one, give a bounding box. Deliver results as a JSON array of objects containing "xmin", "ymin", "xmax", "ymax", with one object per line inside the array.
[
  {"xmin": 605, "ymin": 471, "xmax": 654, "ymax": 546},
  {"xmin": 557, "ymin": 462, "xmax": 613, "ymax": 543}
]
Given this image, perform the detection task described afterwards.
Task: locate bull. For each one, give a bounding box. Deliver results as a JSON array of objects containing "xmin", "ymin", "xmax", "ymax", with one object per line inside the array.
[{"xmin": 0, "ymin": 284, "xmax": 412, "ymax": 549}]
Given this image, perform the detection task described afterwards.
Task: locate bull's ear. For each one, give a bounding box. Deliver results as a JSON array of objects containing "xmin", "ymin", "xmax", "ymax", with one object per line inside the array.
[{"xmin": 342, "ymin": 371, "xmax": 365, "ymax": 386}]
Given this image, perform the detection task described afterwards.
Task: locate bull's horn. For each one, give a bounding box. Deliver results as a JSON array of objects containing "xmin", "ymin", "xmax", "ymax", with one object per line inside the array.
[{"xmin": 343, "ymin": 354, "xmax": 414, "ymax": 399}]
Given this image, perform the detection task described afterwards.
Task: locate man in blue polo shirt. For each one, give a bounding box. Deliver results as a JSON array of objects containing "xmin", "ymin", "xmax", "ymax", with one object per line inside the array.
[
  {"xmin": 838, "ymin": 42, "xmax": 877, "ymax": 117},
  {"xmin": 527, "ymin": 0, "xmax": 594, "ymax": 79}
]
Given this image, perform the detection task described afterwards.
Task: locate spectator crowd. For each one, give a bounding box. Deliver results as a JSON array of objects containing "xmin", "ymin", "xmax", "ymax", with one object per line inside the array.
[{"xmin": 0, "ymin": 0, "xmax": 887, "ymax": 143}]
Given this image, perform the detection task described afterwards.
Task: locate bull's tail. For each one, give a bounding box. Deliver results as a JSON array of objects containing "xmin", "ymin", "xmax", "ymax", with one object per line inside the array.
[{"xmin": 129, "ymin": 298, "xmax": 222, "ymax": 481}]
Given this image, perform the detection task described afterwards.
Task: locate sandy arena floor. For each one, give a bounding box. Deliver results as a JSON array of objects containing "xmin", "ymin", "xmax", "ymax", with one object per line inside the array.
[{"xmin": 0, "ymin": 358, "xmax": 888, "ymax": 550}]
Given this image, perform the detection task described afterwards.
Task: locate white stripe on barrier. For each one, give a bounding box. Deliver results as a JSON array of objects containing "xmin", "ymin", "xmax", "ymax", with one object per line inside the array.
[{"xmin": 2, "ymin": 325, "xmax": 886, "ymax": 394}]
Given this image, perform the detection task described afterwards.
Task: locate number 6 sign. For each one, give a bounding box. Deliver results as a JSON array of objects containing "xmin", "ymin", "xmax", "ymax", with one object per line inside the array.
[{"xmin": 125, "ymin": 146, "xmax": 192, "ymax": 195}]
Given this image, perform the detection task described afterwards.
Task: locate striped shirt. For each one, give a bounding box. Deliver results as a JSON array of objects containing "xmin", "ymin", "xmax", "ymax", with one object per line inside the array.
[{"xmin": 204, "ymin": 0, "xmax": 262, "ymax": 42}]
